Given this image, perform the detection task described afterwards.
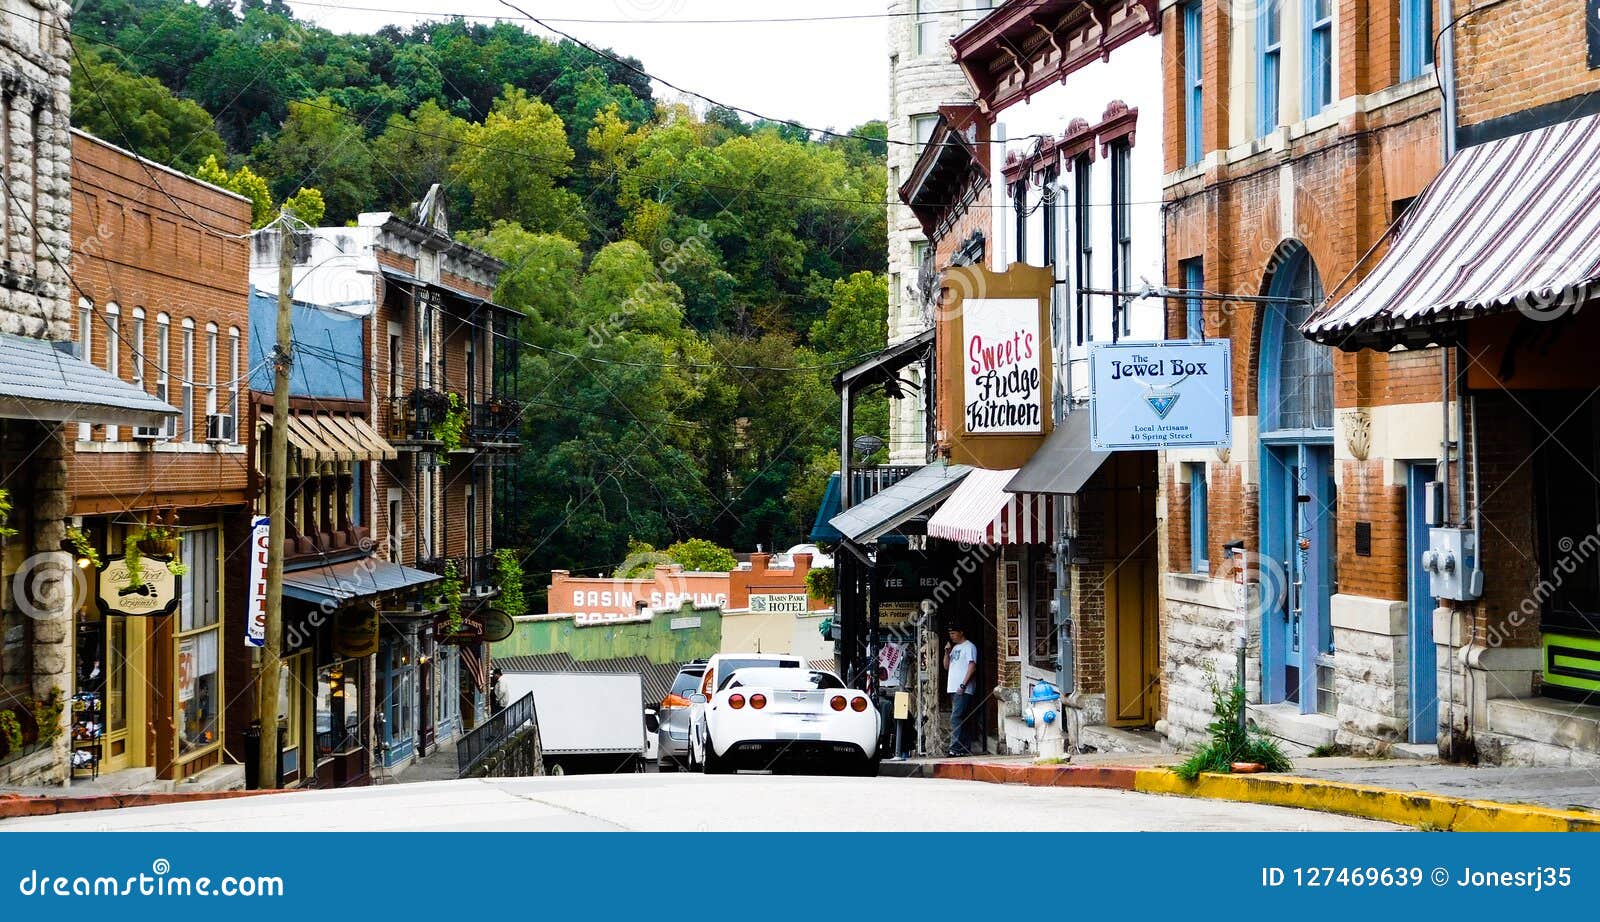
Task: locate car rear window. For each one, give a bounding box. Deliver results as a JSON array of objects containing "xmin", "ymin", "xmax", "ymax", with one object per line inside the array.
[
  {"xmin": 726, "ymin": 669, "xmax": 844, "ymax": 691},
  {"xmin": 715, "ymin": 658, "xmax": 802, "ymax": 689},
  {"xmin": 668, "ymin": 669, "xmax": 705, "ymax": 696}
]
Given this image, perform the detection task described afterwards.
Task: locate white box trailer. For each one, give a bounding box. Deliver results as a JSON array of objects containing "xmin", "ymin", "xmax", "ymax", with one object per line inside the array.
[{"xmin": 499, "ymin": 671, "xmax": 648, "ymax": 774}]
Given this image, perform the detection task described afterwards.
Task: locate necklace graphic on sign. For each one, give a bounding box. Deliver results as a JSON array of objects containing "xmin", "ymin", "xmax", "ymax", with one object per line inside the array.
[{"xmin": 1128, "ymin": 368, "xmax": 1193, "ymax": 421}]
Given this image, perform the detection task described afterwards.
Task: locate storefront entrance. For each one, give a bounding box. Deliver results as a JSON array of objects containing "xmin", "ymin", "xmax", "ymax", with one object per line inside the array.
[
  {"xmin": 74, "ymin": 611, "xmax": 151, "ymax": 773},
  {"xmin": 1101, "ymin": 452, "xmax": 1159, "ymax": 727}
]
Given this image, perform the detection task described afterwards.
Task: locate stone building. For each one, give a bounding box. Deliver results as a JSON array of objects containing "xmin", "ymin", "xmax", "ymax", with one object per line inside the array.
[
  {"xmin": 1301, "ymin": 0, "xmax": 1600, "ymax": 766},
  {"xmin": 1159, "ymin": 0, "xmax": 1445, "ymax": 754},
  {"xmin": 0, "ymin": 4, "xmax": 178, "ymax": 786},
  {"xmin": 885, "ymin": 0, "xmax": 993, "ymax": 464}
]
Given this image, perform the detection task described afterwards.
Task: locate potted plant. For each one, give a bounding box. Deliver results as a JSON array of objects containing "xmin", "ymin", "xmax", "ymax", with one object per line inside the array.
[
  {"xmin": 123, "ymin": 523, "xmax": 187, "ymax": 591},
  {"xmin": 436, "ymin": 393, "xmax": 468, "ymax": 452}
]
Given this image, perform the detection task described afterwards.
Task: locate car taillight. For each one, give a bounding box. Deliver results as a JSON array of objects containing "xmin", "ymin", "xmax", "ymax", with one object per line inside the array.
[
  {"xmin": 750, "ymin": 694, "xmax": 767, "ymax": 710},
  {"xmin": 850, "ymin": 696, "xmax": 869, "ymax": 713},
  {"xmin": 728, "ymin": 693, "xmax": 746, "ymax": 709},
  {"xmin": 661, "ymin": 693, "xmax": 691, "ymax": 708},
  {"xmin": 829, "ymin": 695, "xmax": 847, "ymax": 711}
]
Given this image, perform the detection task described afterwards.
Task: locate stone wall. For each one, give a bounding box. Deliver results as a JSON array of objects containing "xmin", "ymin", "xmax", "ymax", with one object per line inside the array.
[
  {"xmin": 885, "ymin": 0, "xmax": 978, "ymax": 464},
  {"xmin": 1160, "ymin": 573, "xmax": 1258, "ymax": 749},
  {"xmin": 1329, "ymin": 594, "xmax": 1408, "ymax": 750}
]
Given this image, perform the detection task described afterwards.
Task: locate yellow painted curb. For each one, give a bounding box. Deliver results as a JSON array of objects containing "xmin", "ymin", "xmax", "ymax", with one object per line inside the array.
[{"xmin": 1131, "ymin": 768, "xmax": 1600, "ymax": 831}]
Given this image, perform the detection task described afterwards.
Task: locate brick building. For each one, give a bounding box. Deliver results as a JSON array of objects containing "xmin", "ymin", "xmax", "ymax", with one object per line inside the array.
[
  {"xmin": 0, "ymin": 7, "xmax": 179, "ymax": 787},
  {"xmin": 1300, "ymin": 0, "xmax": 1600, "ymax": 766},
  {"xmin": 65, "ymin": 130, "xmax": 252, "ymax": 786},
  {"xmin": 248, "ymin": 186, "xmax": 519, "ymax": 782},
  {"xmin": 1160, "ymin": 0, "xmax": 1445, "ymax": 753}
]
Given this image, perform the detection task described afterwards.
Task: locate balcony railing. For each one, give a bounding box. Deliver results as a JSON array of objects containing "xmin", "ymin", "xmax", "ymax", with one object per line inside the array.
[
  {"xmin": 386, "ymin": 388, "xmax": 451, "ymax": 443},
  {"xmin": 469, "ymin": 398, "xmax": 522, "ymax": 446},
  {"xmin": 417, "ymin": 552, "xmax": 498, "ymax": 598},
  {"xmin": 456, "ymin": 692, "xmax": 540, "ymax": 778},
  {"xmin": 849, "ymin": 465, "xmax": 919, "ymax": 502}
]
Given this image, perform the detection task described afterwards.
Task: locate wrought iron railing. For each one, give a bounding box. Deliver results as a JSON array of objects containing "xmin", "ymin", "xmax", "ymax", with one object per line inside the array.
[
  {"xmin": 469, "ymin": 398, "xmax": 522, "ymax": 445},
  {"xmin": 456, "ymin": 691, "xmax": 539, "ymax": 778},
  {"xmin": 849, "ymin": 465, "xmax": 919, "ymax": 502}
]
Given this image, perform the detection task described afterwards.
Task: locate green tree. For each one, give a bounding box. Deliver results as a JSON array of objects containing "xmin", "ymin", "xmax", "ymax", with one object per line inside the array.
[
  {"xmin": 195, "ymin": 156, "xmax": 274, "ymax": 228},
  {"xmin": 452, "ymin": 86, "xmax": 585, "ymax": 237},
  {"xmin": 69, "ymin": 47, "xmax": 225, "ymax": 172},
  {"xmin": 252, "ymin": 97, "xmax": 376, "ymax": 225},
  {"xmin": 662, "ymin": 539, "xmax": 736, "ymax": 573},
  {"xmin": 370, "ymin": 101, "xmax": 470, "ymax": 216},
  {"xmin": 281, "ymin": 187, "xmax": 326, "ymax": 226}
]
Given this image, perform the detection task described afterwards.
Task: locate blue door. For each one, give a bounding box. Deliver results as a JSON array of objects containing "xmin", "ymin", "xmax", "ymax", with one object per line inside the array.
[
  {"xmin": 1406, "ymin": 463, "xmax": 1438, "ymax": 743},
  {"xmin": 1257, "ymin": 242, "xmax": 1335, "ymax": 714}
]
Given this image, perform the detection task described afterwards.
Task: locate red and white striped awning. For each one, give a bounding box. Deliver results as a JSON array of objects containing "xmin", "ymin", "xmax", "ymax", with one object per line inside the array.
[
  {"xmin": 927, "ymin": 467, "xmax": 1053, "ymax": 545},
  {"xmin": 1305, "ymin": 111, "xmax": 1600, "ymax": 347}
]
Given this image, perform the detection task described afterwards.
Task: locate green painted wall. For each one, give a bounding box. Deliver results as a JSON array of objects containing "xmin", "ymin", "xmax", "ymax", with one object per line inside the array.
[{"xmin": 492, "ymin": 603, "xmax": 722, "ymax": 664}]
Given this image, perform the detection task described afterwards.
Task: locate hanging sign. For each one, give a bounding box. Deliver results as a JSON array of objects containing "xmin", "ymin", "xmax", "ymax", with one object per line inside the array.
[
  {"xmin": 333, "ymin": 606, "xmax": 380, "ymax": 658},
  {"xmin": 245, "ymin": 515, "xmax": 270, "ymax": 647},
  {"xmin": 963, "ymin": 298, "xmax": 1044, "ymax": 434},
  {"xmin": 97, "ymin": 555, "xmax": 180, "ymax": 617},
  {"xmin": 1088, "ymin": 340, "xmax": 1233, "ymax": 450}
]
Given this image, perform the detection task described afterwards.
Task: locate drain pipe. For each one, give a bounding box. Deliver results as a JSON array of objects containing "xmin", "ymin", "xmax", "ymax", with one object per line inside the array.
[{"xmin": 1439, "ymin": 0, "xmax": 1459, "ymax": 161}]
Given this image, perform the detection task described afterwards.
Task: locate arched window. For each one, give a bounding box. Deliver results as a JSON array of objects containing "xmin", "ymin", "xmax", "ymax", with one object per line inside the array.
[{"xmin": 1263, "ymin": 245, "xmax": 1332, "ymax": 433}]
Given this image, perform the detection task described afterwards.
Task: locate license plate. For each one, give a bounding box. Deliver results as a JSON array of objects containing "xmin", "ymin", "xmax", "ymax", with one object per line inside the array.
[{"xmin": 776, "ymin": 730, "xmax": 823, "ymax": 740}]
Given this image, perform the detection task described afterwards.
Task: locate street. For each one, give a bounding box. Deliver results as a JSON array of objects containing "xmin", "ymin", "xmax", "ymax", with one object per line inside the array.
[{"xmin": 1, "ymin": 775, "xmax": 1403, "ymax": 832}]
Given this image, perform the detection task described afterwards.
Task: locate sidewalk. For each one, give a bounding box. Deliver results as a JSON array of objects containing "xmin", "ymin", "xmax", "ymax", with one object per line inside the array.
[
  {"xmin": 390, "ymin": 739, "xmax": 461, "ymax": 784},
  {"xmin": 882, "ymin": 753, "xmax": 1600, "ymax": 831}
]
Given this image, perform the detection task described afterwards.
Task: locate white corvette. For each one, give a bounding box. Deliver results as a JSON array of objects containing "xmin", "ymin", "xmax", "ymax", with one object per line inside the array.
[{"xmin": 694, "ymin": 667, "xmax": 879, "ymax": 776}]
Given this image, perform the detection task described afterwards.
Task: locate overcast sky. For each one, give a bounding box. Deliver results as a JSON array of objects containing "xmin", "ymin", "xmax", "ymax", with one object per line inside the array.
[{"xmin": 284, "ymin": 0, "xmax": 889, "ymax": 131}]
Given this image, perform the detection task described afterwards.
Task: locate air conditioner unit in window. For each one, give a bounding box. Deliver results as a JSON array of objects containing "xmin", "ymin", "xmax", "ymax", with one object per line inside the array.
[
  {"xmin": 132, "ymin": 425, "xmax": 166, "ymax": 441},
  {"xmin": 205, "ymin": 413, "xmax": 235, "ymax": 443}
]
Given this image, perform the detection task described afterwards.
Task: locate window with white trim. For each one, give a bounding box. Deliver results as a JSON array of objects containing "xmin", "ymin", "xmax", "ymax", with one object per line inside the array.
[
  {"xmin": 77, "ymin": 299, "xmax": 92, "ymax": 441},
  {"xmin": 157, "ymin": 314, "xmax": 172, "ymax": 438},
  {"xmin": 104, "ymin": 304, "xmax": 120, "ymax": 442},
  {"xmin": 181, "ymin": 319, "xmax": 195, "ymax": 442},
  {"xmin": 911, "ymin": 113, "xmax": 938, "ymax": 146},
  {"xmin": 914, "ymin": 0, "xmax": 939, "ymax": 54},
  {"xmin": 228, "ymin": 327, "xmax": 240, "ymax": 443}
]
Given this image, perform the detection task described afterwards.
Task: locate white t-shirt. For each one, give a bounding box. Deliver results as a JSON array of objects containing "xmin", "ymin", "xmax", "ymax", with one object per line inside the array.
[{"xmin": 947, "ymin": 639, "xmax": 977, "ymax": 694}]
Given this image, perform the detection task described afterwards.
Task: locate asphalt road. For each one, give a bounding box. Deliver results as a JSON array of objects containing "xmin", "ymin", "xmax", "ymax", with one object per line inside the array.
[{"xmin": 1, "ymin": 774, "xmax": 1403, "ymax": 832}]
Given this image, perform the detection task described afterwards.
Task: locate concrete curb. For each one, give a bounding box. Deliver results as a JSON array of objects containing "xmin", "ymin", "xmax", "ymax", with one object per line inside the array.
[
  {"xmin": 0, "ymin": 789, "xmax": 285, "ymax": 821},
  {"xmin": 905, "ymin": 760, "xmax": 1600, "ymax": 831}
]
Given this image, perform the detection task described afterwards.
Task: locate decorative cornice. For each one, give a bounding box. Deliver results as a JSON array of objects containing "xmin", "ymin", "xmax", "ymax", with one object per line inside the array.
[{"xmin": 1096, "ymin": 100, "xmax": 1139, "ymax": 155}]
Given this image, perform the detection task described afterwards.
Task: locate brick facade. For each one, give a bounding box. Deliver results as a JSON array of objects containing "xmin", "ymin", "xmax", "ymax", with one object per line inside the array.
[{"xmin": 1160, "ymin": 0, "xmax": 1448, "ymax": 752}]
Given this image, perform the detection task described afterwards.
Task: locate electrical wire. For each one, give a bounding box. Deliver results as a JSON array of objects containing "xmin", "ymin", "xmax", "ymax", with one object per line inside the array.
[
  {"xmin": 495, "ymin": 0, "xmax": 1065, "ymax": 150},
  {"xmin": 31, "ymin": 13, "xmax": 1168, "ymax": 215},
  {"xmin": 285, "ymin": 0, "xmax": 1041, "ymax": 26}
]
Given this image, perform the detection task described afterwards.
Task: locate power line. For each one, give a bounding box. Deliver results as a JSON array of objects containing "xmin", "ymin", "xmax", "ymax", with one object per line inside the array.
[
  {"xmin": 285, "ymin": 0, "xmax": 1027, "ymax": 26},
  {"xmin": 37, "ymin": 14, "xmax": 1162, "ymax": 216},
  {"xmin": 495, "ymin": 0, "xmax": 1060, "ymax": 150}
]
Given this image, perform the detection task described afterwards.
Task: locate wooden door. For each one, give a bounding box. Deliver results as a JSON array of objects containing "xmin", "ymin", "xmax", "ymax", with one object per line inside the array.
[{"xmin": 1104, "ymin": 453, "xmax": 1158, "ymax": 727}]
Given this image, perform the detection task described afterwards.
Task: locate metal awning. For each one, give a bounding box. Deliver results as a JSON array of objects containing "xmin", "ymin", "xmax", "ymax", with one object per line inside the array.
[
  {"xmin": 1304, "ymin": 112, "xmax": 1600, "ymax": 349},
  {"xmin": 809, "ymin": 472, "xmax": 843, "ymax": 543},
  {"xmin": 282, "ymin": 557, "xmax": 441, "ymax": 606},
  {"xmin": 1005, "ymin": 408, "xmax": 1109, "ymax": 495},
  {"xmin": 0, "ymin": 333, "xmax": 178, "ymax": 428},
  {"xmin": 833, "ymin": 327, "xmax": 934, "ymax": 394},
  {"xmin": 827, "ymin": 462, "xmax": 971, "ymax": 544},
  {"xmin": 378, "ymin": 266, "xmax": 518, "ymax": 317},
  {"xmin": 928, "ymin": 467, "xmax": 1052, "ymax": 545}
]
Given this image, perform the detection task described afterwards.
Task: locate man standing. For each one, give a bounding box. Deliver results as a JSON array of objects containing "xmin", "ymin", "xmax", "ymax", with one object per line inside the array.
[{"xmin": 943, "ymin": 625, "xmax": 978, "ymax": 756}]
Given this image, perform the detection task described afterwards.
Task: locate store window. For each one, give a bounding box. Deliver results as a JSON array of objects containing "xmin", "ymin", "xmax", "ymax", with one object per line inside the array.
[
  {"xmin": 176, "ymin": 528, "xmax": 221, "ymax": 756},
  {"xmin": 316, "ymin": 660, "xmax": 361, "ymax": 758},
  {"xmin": 1190, "ymin": 464, "xmax": 1210, "ymax": 573},
  {"xmin": 386, "ymin": 639, "xmax": 415, "ymax": 745}
]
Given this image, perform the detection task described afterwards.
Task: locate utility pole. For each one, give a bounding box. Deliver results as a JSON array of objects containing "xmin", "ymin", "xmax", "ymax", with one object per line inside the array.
[{"xmin": 256, "ymin": 212, "xmax": 293, "ymax": 789}]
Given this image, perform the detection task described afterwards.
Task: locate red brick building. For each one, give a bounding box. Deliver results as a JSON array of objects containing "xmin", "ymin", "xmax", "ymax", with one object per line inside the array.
[
  {"xmin": 248, "ymin": 186, "xmax": 519, "ymax": 781},
  {"xmin": 66, "ymin": 130, "xmax": 253, "ymax": 785},
  {"xmin": 1159, "ymin": 0, "xmax": 1445, "ymax": 753},
  {"xmin": 1299, "ymin": 0, "xmax": 1600, "ymax": 766}
]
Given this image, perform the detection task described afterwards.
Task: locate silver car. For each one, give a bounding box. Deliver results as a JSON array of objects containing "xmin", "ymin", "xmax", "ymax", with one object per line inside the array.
[{"xmin": 655, "ymin": 664, "xmax": 706, "ymax": 771}]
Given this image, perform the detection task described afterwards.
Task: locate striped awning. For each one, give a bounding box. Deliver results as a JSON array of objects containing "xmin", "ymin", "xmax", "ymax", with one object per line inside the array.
[
  {"xmin": 1304, "ymin": 112, "xmax": 1600, "ymax": 348},
  {"xmin": 927, "ymin": 467, "xmax": 1052, "ymax": 545},
  {"xmin": 260, "ymin": 411, "xmax": 397, "ymax": 462}
]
